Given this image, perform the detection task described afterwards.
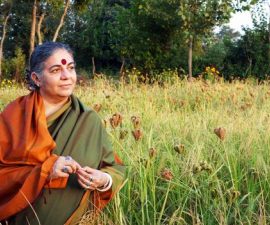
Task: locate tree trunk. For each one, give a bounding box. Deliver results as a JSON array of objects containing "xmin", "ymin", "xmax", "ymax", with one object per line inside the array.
[
  {"xmin": 52, "ymin": 0, "xmax": 70, "ymax": 42},
  {"xmin": 37, "ymin": 12, "xmax": 45, "ymax": 45},
  {"xmin": 0, "ymin": 14, "xmax": 10, "ymax": 81},
  {"xmin": 92, "ymin": 57, "xmax": 96, "ymax": 75},
  {"xmin": 14, "ymin": 66, "xmax": 20, "ymax": 82},
  {"xmin": 268, "ymin": 3, "xmax": 270, "ymax": 68},
  {"xmin": 120, "ymin": 57, "xmax": 125, "ymax": 79},
  {"xmin": 29, "ymin": 0, "xmax": 37, "ymax": 59},
  {"xmin": 188, "ymin": 36, "xmax": 193, "ymax": 79}
]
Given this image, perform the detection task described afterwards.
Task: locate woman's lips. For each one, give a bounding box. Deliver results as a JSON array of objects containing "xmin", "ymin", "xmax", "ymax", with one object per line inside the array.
[{"xmin": 59, "ymin": 84, "xmax": 72, "ymax": 87}]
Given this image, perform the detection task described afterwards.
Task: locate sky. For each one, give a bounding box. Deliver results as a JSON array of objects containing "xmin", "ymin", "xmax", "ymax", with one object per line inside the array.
[
  {"xmin": 228, "ymin": 1, "xmax": 269, "ymax": 33},
  {"xmin": 228, "ymin": 11, "xmax": 253, "ymax": 33}
]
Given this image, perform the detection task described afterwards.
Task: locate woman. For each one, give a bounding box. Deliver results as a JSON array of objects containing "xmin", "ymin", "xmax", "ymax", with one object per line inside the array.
[{"xmin": 0, "ymin": 42, "xmax": 125, "ymax": 224}]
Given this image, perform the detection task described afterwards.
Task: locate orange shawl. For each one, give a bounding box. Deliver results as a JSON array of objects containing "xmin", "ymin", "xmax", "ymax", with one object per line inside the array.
[{"xmin": 0, "ymin": 91, "xmax": 60, "ymax": 220}]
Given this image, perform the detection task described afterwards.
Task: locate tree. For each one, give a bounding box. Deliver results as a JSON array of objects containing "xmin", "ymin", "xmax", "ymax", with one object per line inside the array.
[
  {"xmin": 170, "ymin": 0, "xmax": 261, "ymax": 78},
  {"xmin": 29, "ymin": 0, "xmax": 37, "ymax": 58},
  {"xmin": 110, "ymin": 0, "xmax": 183, "ymax": 74},
  {"xmin": 61, "ymin": 0, "xmax": 133, "ymax": 74},
  {"xmin": 193, "ymin": 26, "xmax": 240, "ymax": 77},
  {"xmin": 35, "ymin": 0, "xmax": 93, "ymax": 43},
  {"xmin": 171, "ymin": 0, "xmax": 235, "ymax": 78},
  {"xmin": 219, "ymin": 25, "xmax": 270, "ymax": 80},
  {"xmin": 0, "ymin": 0, "xmax": 12, "ymax": 80},
  {"xmin": 52, "ymin": 0, "xmax": 71, "ymax": 42},
  {"xmin": 36, "ymin": 1, "xmax": 46, "ymax": 44},
  {"xmin": 251, "ymin": 0, "xmax": 270, "ymax": 67}
]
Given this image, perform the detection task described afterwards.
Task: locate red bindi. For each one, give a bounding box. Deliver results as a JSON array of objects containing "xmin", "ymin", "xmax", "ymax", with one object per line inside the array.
[{"xmin": 61, "ymin": 59, "xmax": 67, "ymax": 65}]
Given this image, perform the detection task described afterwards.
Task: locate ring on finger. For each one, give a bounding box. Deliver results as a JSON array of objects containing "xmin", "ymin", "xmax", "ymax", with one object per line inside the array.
[
  {"xmin": 89, "ymin": 176, "xmax": 94, "ymax": 182},
  {"xmin": 65, "ymin": 156, "xmax": 72, "ymax": 161},
  {"xmin": 62, "ymin": 166, "xmax": 69, "ymax": 173}
]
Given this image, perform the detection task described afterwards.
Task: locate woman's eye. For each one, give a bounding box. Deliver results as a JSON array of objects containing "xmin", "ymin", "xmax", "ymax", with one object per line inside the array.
[
  {"xmin": 68, "ymin": 66, "xmax": 75, "ymax": 70},
  {"xmin": 51, "ymin": 68, "xmax": 60, "ymax": 73}
]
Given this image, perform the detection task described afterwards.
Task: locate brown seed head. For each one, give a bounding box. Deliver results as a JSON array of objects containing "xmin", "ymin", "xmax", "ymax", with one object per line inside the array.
[
  {"xmin": 214, "ymin": 127, "xmax": 226, "ymax": 141},
  {"xmin": 149, "ymin": 147, "xmax": 157, "ymax": 158},
  {"xmin": 199, "ymin": 160, "xmax": 207, "ymax": 167},
  {"xmin": 109, "ymin": 113, "xmax": 123, "ymax": 128},
  {"xmin": 249, "ymin": 167, "xmax": 260, "ymax": 179},
  {"xmin": 119, "ymin": 130, "xmax": 128, "ymax": 139},
  {"xmin": 204, "ymin": 165, "xmax": 213, "ymax": 173},
  {"xmin": 199, "ymin": 161, "xmax": 213, "ymax": 173},
  {"xmin": 231, "ymin": 190, "xmax": 240, "ymax": 200},
  {"xmin": 131, "ymin": 116, "xmax": 141, "ymax": 129},
  {"xmin": 132, "ymin": 129, "xmax": 143, "ymax": 141},
  {"xmin": 192, "ymin": 164, "xmax": 202, "ymax": 174},
  {"xmin": 174, "ymin": 144, "xmax": 185, "ymax": 154},
  {"xmin": 227, "ymin": 188, "xmax": 241, "ymax": 201},
  {"xmin": 93, "ymin": 103, "xmax": 102, "ymax": 112},
  {"xmin": 179, "ymin": 100, "xmax": 186, "ymax": 107},
  {"xmin": 161, "ymin": 168, "xmax": 173, "ymax": 181}
]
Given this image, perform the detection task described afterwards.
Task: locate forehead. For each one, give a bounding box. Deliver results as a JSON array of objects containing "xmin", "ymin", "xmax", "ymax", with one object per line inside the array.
[{"xmin": 44, "ymin": 49, "xmax": 74, "ymax": 67}]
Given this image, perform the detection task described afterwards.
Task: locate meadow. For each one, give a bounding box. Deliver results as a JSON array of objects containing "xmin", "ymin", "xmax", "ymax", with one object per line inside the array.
[{"xmin": 1, "ymin": 76, "xmax": 270, "ymax": 225}]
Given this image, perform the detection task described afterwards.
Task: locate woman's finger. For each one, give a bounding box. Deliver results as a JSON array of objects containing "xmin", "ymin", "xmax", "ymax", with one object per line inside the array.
[
  {"xmin": 82, "ymin": 166, "xmax": 95, "ymax": 173},
  {"xmin": 77, "ymin": 168, "xmax": 108, "ymax": 187},
  {"xmin": 77, "ymin": 173, "xmax": 90, "ymax": 185},
  {"xmin": 77, "ymin": 178, "xmax": 95, "ymax": 190},
  {"xmin": 77, "ymin": 174, "xmax": 98, "ymax": 188},
  {"xmin": 77, "ymin": 174, "xmax": 98, "ymax": 189},
  {"xmin": 76, "ymin": 168, "xmax": 90, "ymax": 177},
  {"xmin": 64, "ymin": 161, "xmax": 79, "ymax": 172},
  {"xmin": 60, "ymin": 165, "xmax": 73, "ymax": 174},
  {"xmin": 56, "ymin": 170, "xmax": 70, "ymax": 178},
  {"xmin": 67, "ymin": 158, "xmax": 81, "ymax": 170}
]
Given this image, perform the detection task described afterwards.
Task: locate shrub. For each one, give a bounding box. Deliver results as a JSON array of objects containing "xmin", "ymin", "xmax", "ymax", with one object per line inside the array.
[{"xmin": 2, "ymin": 47, "xmax": 26, "ymax": 81}]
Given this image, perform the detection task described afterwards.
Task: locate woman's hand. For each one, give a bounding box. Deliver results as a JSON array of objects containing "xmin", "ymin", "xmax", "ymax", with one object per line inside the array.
[
  {"xmin": 76, "ymin": 166, "xmax": 109, "ymax": 190},
  {"xmin": 49, "ymin": 156, "xmax": 81, "ymax": 180}
]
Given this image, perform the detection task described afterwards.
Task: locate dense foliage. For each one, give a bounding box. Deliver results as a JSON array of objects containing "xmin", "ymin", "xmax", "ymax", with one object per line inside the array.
[{"xmin": 0, "ymin": 0, "xmax": 269, "ymax": 80}]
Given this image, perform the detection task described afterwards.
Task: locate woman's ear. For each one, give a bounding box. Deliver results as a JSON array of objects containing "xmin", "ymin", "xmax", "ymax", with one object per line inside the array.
[{"xmin": 31, "ymin": 72, "xmax": 40, "ymax": 87}]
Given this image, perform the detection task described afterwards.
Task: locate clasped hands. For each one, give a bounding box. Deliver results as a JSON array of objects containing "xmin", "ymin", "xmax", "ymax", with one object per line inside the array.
[{"xmin": 49, "ymin": 155, "xmax": 109, "ymax": 190}]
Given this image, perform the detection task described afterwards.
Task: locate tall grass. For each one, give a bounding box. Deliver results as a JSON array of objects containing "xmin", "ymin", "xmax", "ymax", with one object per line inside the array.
[{"xmin": 1, "ymin": 77, "xmax": 270, "ymax": 225}]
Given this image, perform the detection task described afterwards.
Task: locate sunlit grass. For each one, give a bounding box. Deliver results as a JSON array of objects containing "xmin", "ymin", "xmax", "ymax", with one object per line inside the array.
[{"xmin": 1, "ymin": 77, "xmax": 270, "ymax": 224}]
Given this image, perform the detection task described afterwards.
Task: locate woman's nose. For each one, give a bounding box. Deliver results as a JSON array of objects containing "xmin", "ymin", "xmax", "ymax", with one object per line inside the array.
[{"xmin": 60, "ymin": 69, "xmax": 70, "ymax": 79}]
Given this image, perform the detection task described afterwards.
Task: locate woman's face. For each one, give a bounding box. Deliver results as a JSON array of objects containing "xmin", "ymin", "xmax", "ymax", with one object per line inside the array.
[{"xmin": 36, "ymin": 49, "xmax": 77, "ymax": 102}]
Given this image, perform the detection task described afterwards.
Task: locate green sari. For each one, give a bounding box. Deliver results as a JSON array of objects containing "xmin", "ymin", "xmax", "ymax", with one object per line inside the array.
[{"xmin": 10, "ymin": 95, "xmax": 125, "ymax": 225}]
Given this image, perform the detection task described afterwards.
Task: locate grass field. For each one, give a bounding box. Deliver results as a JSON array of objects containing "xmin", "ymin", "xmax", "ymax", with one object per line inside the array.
[{"xmin": 1, "ymin": 77, "xmax": 270, "ymax": 225}]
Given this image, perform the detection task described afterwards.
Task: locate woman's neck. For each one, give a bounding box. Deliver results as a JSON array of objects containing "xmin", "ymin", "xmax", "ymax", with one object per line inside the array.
[{"xmin": 42, "ymin": 96, "xmax": 69, "ymax": 118}]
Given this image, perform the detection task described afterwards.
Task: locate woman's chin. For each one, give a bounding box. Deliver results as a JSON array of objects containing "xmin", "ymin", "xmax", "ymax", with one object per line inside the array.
[{"xmin": 58, "ymin": 87, "xmax": 74, "ymax": 96}]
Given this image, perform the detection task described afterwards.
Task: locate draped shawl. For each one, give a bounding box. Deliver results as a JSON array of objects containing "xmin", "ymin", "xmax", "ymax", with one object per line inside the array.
[{"xmin": 0, "ymin": 91, "xmax": 125, "ymax": 224}]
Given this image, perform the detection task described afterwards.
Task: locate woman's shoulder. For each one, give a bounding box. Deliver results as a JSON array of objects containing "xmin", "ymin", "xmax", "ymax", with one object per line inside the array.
[{"xmin": 70, "ymin": 94, "xmax": 103, "ymax": 124}]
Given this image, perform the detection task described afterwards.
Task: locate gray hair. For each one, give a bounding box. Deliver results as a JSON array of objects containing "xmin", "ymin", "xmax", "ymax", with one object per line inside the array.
[{"xmin": 26, "ymin": 42, "xmax": 73, "ymax": 90}]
